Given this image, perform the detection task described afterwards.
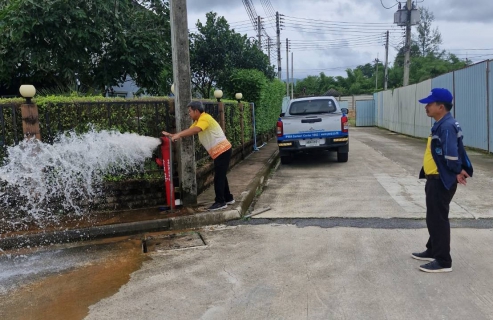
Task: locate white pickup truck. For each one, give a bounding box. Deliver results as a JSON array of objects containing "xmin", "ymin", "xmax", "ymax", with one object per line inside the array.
[{"xmin": 276, "ymin": 96, "xmax": 349, "ymax": 164}]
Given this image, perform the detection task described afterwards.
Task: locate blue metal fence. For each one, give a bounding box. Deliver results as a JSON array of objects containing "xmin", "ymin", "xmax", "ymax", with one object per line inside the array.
[
  {"xmin": 359, "ymin": 60, "xmax": 493, "ymax": 154},
  {"xmin": 454, "ymin": 62, "xmax": 489, "ymax": 150},
  {"xmin": 489, "ymin": 61, "xmax": 493, "ymax": 153},
  {"xmin": 355, "ymin": 100, "xmax": 376, "ymax": 127}
]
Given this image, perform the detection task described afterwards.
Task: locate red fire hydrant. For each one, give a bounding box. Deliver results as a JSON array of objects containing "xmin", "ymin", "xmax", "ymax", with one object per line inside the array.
[{"xmin": 155, "ymin": 136, "xmax": 176, "ymax": 210}]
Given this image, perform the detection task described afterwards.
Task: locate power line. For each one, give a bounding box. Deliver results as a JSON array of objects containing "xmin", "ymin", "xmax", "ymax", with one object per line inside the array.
[
  {"xmin": 283, "ymin": 15, "xmax": 398, "ymax": 25},
  {"xmin": 229, "ymin": 21, "xmax": 257, "ymax": 27},
  {"xmin": 264, "ymin": 0, "xmax": 277, "ymax": 17},
  {"xmin": 241, "ymin": 0, "xmax": 259, "ymax": 32},
  {"xmin": 289, "ymin": 35, "xmax": 385, "ymax": 44},
  {"xmin": 227, "ymin": 19, "xmax": 252, "ymax": 25},
  {"xmin": 444, "ymin": 48, "xmax": 493, "ymax": 51},
  {"xmin": 289, "ymin": 44, "xmax": 386, "ymax": 51},
  {"xmin": 282, "ymin": 27, "xmax": 400, "ymax": 35},
  {"xmin": 297, "ymin": 66, "xmax": 358, "ymax": 71},
  {"xmin": 288, "ymin": 36, "xmax": 386, "ymax": 46},
  {"xmin": 260, "ymin": 0, "xmax": 276, "ymax": 18},
  {"xmin": 283, "ymin": 23, "xmax": 401, "ymax": 32},
  {"xmin": 380, "ymin": 0, "xmax": 400, "ymax": 9}
]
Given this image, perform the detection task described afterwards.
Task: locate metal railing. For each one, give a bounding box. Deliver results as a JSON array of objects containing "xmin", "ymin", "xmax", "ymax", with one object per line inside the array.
[{"xmin": 0, "ymin": 103, "xmax": 22, "ymax": 165}]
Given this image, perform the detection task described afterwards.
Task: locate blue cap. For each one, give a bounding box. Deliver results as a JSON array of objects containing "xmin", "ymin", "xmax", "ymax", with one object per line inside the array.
[{"xmin": 419, "ymin": 88, "xmax": 453, "ymax": 104}]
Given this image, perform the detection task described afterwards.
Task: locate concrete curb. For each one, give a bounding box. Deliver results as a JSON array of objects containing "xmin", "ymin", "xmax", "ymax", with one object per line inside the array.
[
  {"xmin": 0, "ymin": 149, "xmax": 279, "ymax": 250},
  {"xmin": 234, "ymin": 149, "xmax": 279, "ymax": 217}
]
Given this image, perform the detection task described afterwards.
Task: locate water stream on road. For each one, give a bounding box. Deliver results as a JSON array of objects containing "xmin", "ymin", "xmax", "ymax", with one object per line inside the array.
[
  {"xmin": 0, "ymin": 237, "xmax": 148, "ymax": 320},
  {"xmin": 0, "ymin": 130, "xmax": 161, "ymax": 233}
]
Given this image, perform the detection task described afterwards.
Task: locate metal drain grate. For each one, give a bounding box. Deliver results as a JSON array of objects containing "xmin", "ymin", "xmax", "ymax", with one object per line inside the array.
[{"xmin": 142, "ymin": 232, "xmax": 206, "ymax": 253}]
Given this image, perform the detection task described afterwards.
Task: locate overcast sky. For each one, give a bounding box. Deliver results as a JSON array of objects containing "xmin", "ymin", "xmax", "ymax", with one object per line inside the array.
[{"xmin": 185, "ymin": 0, "xmax": 493, "ymax": 80}]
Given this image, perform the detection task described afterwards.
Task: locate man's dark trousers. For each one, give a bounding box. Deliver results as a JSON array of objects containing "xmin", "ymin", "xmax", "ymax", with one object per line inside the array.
[
  {"xmin": 214, "ymin": 148, "xmax": 233, "ymax": 203},
  {"xmin": 425, "ymin": 177, "xmax": 457, "ymax": 268}
]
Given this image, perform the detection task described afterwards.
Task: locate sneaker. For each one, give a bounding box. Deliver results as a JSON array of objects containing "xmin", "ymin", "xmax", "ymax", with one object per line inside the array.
[
  {"xmin": 411, "ymin": 251, "xmax": 434, "ymax": 261},
  {"xmin": 208, "ymin": 202, "xmax": 227, "ymax": 211},
  {"xmin": 226, "ymin": 199, "xmax": 235, "ymax": 205},
  {"xmin": 419, "ymin": 260, "xmax": 452, "ymax": 273}
]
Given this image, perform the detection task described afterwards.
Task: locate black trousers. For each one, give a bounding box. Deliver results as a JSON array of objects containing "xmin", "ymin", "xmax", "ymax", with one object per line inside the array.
[
  {"xmin": 425, "ymin": 178, "xmax": 457, "ymax": 268},
  {"xmin": 213, "ymin": 148, "xmax": 233, "ymax": 203}
]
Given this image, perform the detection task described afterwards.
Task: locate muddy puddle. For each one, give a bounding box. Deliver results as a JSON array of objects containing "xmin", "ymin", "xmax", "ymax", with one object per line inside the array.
[{"xmin": 0, "ymin": 237, "xmax": 148, "ymax": 320}]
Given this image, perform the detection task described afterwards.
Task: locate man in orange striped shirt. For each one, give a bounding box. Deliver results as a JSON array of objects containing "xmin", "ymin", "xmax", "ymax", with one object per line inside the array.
[{"xmin": 162, "ymin": 101, "xmax": 234, "ymax": 211}]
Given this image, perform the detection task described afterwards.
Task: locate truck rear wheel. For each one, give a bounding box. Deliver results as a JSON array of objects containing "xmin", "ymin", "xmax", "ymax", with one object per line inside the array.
[{"xmin": 337, "ymin": 152, "xmax": 348, "ymax": 163}]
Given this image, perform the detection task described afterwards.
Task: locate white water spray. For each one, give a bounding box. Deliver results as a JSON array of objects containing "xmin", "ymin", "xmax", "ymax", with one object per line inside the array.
[{"xmin": 0, "ymin": 130, "xmax": 161, "ymax": 228}]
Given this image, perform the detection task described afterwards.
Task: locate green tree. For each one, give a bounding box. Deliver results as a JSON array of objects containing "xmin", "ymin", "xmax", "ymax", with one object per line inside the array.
[
  {"xmin": 410, "ymin": 53, "xmax": 469, "ymax": 83},
  {"xmin": 189, "ymin": 12, "xmax": 274, "ymax": 99},
  {"xmin": 345, "ymin": 68, "xmax": 374, "ymax": 94},
  {"xmin": 356, "ymin": 63, "xmax": 375, "ymax": 79},
  {"xmin": 0, "ymin": 0, "xmax": 170, "ymax": 95},
  {"xmin": 293, "ymin": 75, "xmax": 321, "ymax": 96},
  {"xmin": 318, "ymin": 73, "xmax": 339, "ymax": 94},
  {"xmin": 413, "ymin": 7, "xmax": 442, "ymax": 57},
  {"xmin": 227, "ymin": 69, "xmax": 267, "ymax": 106},
  {"xmin": 393, "ymin": 43, "xmax": 422, "ymax": 68}
]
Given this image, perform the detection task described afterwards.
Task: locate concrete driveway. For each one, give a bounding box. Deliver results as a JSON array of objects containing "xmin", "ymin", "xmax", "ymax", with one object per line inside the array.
[
  {"xmin": 84, "ymin": 225, "xmax": 493, "ymax": 320},
  {"xmin": 83, "ymin": 127, "xmax": 493, "ymax": 320},
  {"xmin": 254, "ymin": 127, "xmax": 493, "ymax": 219},
  {"xmin": 4, "ymin": 127, "xmax": 493, "ymax": 320}
]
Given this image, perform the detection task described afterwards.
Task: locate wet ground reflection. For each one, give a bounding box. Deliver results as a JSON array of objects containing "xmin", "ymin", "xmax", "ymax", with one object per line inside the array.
[{"xmin": 0, "ymin": 237, "xmax": 148, "ymax": 320}]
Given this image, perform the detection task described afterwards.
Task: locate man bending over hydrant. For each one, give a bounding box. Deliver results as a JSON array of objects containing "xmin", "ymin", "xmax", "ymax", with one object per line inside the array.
[{"xmin": 162, "ymin": 101, "xmax": 235, "ymax": 211}]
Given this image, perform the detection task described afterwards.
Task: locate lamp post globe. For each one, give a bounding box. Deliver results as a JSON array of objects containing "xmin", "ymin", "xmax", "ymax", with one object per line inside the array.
[
  {"xmin": 214, "ymin": 89, "xmax": 223, "ymax": 102},
  {"xmin": 19, "ymin": 85, "xmax": 36, "ymax": 104},
  {"xmin": 235, "ymin": 92, "xmax": 243, "ymax": 103}
]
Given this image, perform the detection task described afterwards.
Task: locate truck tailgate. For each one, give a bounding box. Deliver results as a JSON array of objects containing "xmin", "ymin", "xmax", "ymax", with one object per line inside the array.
[{"xmin": 282, "ymin": 114, "xmax": 341, "ymax": 136}]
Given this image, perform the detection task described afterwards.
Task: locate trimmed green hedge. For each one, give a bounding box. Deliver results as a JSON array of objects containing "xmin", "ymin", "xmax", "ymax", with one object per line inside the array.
[
  {"xmin": 228, "ymin": 69, "xmax": 285, "ymax": 137},
  {"xmin": 1, "ymin": 80, "xmax": 284, "ymax": 164}
]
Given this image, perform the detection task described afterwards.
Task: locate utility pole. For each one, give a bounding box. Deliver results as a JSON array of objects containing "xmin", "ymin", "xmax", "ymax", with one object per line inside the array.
[
  {"xmin": 374, "ymin": 55, "xmax": 379, "ymax": 90},
  {"xmin": 276, "ymin": 12, "xmax": 281, "ymax": 80},
  {"xmin": 403, "ymin": 0, "xmax": 412, "ymax": 86},
  {"xmin": 170, "ymin": 0, "xmax": 196, "ymax": 205},
  {"xmin": 286, "ymin": 38, "xmax": 289, "ymax": 97},
  {"xmin": 267, "ymin": 37, "xmax": 271, "ymax": 65},
  {"xmin": 394, "ymin": 1, "xmax": 419, "ymax": 86},
  {"xmin": 384, "ymin": 30, "xmax": 389, "ymax": 90},
  {"xmin": 257, "ymin": 16, "xmax": 262, "ymax": 50},
  {"xmin": 291, "ymin": 52, "xmax": 294, "ymax": 99}
]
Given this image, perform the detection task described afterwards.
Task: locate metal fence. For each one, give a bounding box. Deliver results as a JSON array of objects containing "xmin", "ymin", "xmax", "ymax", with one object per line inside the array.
[
  {"xmin": 0, "ymin": 104, "xmax": 22, "ymax": 163},
  {"xmin": 371, "ymin": 60, "xmax": 492, "ymax": 153},
  {"xmin": 1, "ymin": 99, "xmax": 256, "ymax": 170},
  {"xmin": 355, "ymin": 100, "xmax": 376, "ymax": 127}
]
